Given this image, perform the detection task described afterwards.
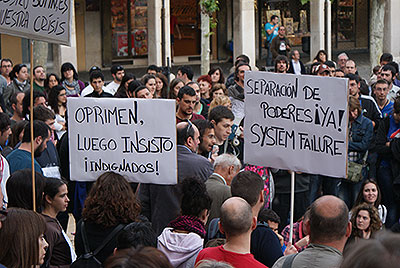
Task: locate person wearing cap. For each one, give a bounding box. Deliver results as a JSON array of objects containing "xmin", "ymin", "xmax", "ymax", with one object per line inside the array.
[
  {"xmin": 316, "ymin": 64, "xmax": 330, "ymax": 77},
  {"xmin": 80, "ymin": 66, "xmax": 107, "ymax": 97},
  {"xmin": 105, "ymin": 64, "xmax": 125, "ymax": 95}
]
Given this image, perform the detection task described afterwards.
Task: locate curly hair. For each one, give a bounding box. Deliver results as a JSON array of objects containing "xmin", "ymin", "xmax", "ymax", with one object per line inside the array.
[
  {"xmin": 350, "ymin": 203, "xmax": 382, "ymax": 238},
  {"xmin": 82, "ymin": 172, "xmax": 141, "ymax": 227}
]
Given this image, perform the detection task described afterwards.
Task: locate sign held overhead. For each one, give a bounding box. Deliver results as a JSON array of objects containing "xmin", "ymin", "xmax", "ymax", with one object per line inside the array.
[
  {"xmin": 0, "ymin": 0, "xmax": 72, "ymax": 45},
  {"xmin": 67, "ymin": 98, "xmax": 178, "ymax": 184},
  {"xmin": 244, "ymin": 71, "xmax": 349, "ymax": 178}
]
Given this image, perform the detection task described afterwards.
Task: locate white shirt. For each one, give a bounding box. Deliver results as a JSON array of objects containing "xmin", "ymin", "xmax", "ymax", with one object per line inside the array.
[
  {"xmin": 387, "ymin": 84, "xmax": 400, "ymax": 102},
  {"xmin": 292, "ymin": 59, "xmax": 302, "ymax": 75},
  {"xmin": 105, "ymin": 81, "xmax": 120, "ymax": 95}
]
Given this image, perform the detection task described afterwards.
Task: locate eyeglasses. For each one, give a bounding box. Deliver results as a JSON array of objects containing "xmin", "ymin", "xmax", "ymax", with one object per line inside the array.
[{"xmin": 185, "ymin": 120, "xmax": 193, "ymax": 137}]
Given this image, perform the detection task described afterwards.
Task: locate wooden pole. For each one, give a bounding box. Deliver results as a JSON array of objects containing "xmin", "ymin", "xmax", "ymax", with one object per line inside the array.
[
  {"xmin": 30, "ymin": 40, "xmax": 36, "ymax": 212},
  {"xmin": 289, "ymin": 171, "xmax": 295, "ymax": 244}
]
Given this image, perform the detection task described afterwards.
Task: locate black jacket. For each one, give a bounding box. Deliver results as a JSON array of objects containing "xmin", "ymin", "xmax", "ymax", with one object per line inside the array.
[{"xmin": 288, "ymin": 60, "xmax": 306, "ymax": 75}]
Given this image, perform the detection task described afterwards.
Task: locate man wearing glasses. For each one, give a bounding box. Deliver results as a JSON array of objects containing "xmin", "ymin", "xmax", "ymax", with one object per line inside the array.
[{"xmin": 0, "ymin": 59, "xmax": 12, "ymax": 85}]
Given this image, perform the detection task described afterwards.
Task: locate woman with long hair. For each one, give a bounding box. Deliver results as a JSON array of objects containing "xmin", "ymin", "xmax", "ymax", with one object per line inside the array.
[
  {"xmin": 42, "ymin": 178, "xmax": 76, "ymax": 267},
  {"xmin": 208, "ymin": 67, "xmax": 225, "ymax": 85},
  {"xmin": 0, "ymin": 208, "xmax": 48, "ymax": 268},
  {"xmin": 155, "ymin": 73, "xmax": 169, "ymax": 99},
  {"xmin": 168, "ymin": 78, "xmax": 185, "ymax": 100},
  {"xmin": 114, "ymin": 73, "xmax": 136, "ymax": 98},
  {"xmin": 75, "ymin": 172, "xmax": 141, "ymax": 264},
  {"xmin": 141, "ymin": 74, "xmax": 157, "ymax": 97},
  {"xmin": 353, "ymin": 180, "xmax": 387, "ymax": 224},
  {"xmin": 158, "ymin": 177, "xmax": 212, "ymax": 268},
  {"xmin": 60, "ymin": 62, "xmax": 85, "ymax": 97},
  {"xmin": 45, "ymin": 73, "xmax": 61, "ymax": 95},
  {"xmin": 313, "ymin": 50, "xmax": 327, "ymax": 63},
  {"xmin": 349, "ymin": 203, "xmax": 382, "ymax": 243},
  {"xmin": 48, "ymin": 85, "xmax": 67, "ymax": 139}
]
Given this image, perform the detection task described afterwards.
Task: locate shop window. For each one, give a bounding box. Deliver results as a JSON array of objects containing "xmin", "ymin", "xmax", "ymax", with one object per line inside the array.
[{"xmin": 111, "ymin": 0, "xmax": 148, "ymax": 58}]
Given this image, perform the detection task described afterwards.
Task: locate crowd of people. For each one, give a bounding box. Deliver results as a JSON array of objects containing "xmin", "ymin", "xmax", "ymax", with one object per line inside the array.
[{"xmin": 0, "ymin": 37, "xmax": 399, "ymax": 267}]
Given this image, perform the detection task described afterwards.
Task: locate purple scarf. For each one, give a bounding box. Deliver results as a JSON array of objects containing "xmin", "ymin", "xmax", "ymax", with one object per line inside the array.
[{"xmin": 168, "ymin": 215, "xmax": 206, "ymax": 238}]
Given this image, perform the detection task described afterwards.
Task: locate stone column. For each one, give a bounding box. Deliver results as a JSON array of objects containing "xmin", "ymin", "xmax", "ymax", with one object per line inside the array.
[
  {"xmin": 162, "ymin": 0, "xmax": 171, "ymax": 67},
  {"xmin": 148, "ymin": 0, "xmax": 163, "ymax": 66},
  {"xmin": 325, "ymin": 0, "xmax": 332, "ymax": 60},
  {"xmin": 310, "ymin": 0, "xmax": 324, "ymax": 61},
  {"xmin": 55, "ymin": 4, "xmax": 78, "ymax": 72},
  {"xmin": 233, "ymin": 0, "xmax": 256, "ymax": 67},
  {"xmin": 384, "ymin": 0, "xmax": 400, "ymax": 62}
]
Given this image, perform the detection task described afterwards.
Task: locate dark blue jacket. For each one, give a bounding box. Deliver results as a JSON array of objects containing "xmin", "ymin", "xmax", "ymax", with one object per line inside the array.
[{"xmin": 349, "ymin": 114, "xmax": 374, "ymax": 163}]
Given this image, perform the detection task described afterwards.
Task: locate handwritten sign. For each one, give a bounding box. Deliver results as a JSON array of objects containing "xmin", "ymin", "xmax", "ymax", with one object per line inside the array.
[
  {"xmin": 0, "ymin": 0, "xmax": 72, "ymax": 45},
  {"xmin": 244, "ymin": 72, "xmax": 349, "ymax": 178},
  {"xmin": 67, "ymin": 98, "xmax": 177, "ymax": 184}
]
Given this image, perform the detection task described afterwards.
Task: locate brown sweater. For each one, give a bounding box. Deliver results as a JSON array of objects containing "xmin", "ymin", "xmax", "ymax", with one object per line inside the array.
[{"xmin": 43, "ymin": 214, "xmax": 73, "ymax": 268}]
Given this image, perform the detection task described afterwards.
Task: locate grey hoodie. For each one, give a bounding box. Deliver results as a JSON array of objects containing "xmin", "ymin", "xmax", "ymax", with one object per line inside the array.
[{"xmin": 157, "ymin": 227, "xmax": 204, "ymax": 268}]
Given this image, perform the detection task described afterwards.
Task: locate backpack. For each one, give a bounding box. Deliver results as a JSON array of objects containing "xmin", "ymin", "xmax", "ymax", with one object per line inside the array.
[{"xmin": 70, "ymin": 222, "xmax": 125, "ymax": 268}]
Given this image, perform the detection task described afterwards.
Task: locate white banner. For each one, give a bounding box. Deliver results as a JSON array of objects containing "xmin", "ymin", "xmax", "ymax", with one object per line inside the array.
[
  {"xmin": 0, "ymin": 0, "xmax": 72, "ymax": 45},
  {"xmin": 244, "ymin": 71, "xmax": 349, "ymax": 178},
  {"xmin": 67, "ymin": 98, "xmax": 177, "ymax": 184}
]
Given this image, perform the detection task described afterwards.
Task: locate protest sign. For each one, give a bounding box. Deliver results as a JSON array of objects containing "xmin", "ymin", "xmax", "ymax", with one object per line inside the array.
[
  {"xmin": 0, "ymin": 0, "xmax": 72, "ymax": 45},
  {"xmin": 244, "ymin": 71, "xmax": 349, "ymax": 178},
  {"xmin": 67, "ymin": 98, "xmax": 177, "ymax": 184}
]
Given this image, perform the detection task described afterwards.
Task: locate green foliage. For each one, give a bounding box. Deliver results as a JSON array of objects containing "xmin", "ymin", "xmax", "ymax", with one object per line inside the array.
[
  {"xmin": 301, "ymin": 0, "xmax": 309, "ymax": 4},
  {"xmin": 199, "ymin": 0, "xmax": 219, "ymax": 33}
]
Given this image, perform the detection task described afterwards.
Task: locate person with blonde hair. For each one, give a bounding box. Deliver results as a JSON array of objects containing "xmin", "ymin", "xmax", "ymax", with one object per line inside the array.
[{"xmin": 209, "ymin": 96, "xmax": 232, "ymax": 117}]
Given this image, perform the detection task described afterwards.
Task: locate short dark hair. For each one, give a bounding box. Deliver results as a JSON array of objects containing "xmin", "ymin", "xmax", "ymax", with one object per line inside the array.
[
  {"xmin": 110, "ymin": 64, "xmax": 124, "ymax": 75},
  {"xmin": 177, "ymin": 85, "xmax": 196, "ymax": 99},
  {"xmin": 0, "ymin": 112, "xmax": 11, "ymax": 133},
  {"xmin": 21, "ymin": 120, "xmax": 50, "ymax": 143},
  {"xmin": 178, "ymin": 65, "xmax": 194, "ymax": 80},
  {"xmin": 10, "ymin": 92, "xmax": 23, "ymax": 107},
  {"xmin": 208, "ymin": 105, "xmax": 234, "ymax": 124},
  {"xmin": 177, "ymin": 121, "xmax": 195, "ymax": 145},
  {"xmin": 1, "ymin": 58, "xmax": 12, "ymax": 66},
  {"xmin": 116, "ymin": 221, "xmax": 157, "ymax": 250},
  {"xmin": 6, "ymin": 169, "xmax": 46, "ymax": 211},
  {"xmin": 192, "ymin": 119, "xmax": 214, "ymax": 144},
  {"xmin": 258, "ymin": 208, "xmax": 280, "ymax": 224},
  {"xmin": 274, "ymin": 55, "xmax": 289, "ymax": 72},
  {"xmin": 22, "ymin": 90, "xmax": 46, "ymax": 119},
  {"xmin": 90, "ymin": 70, "xmax": 104, "ymax": 82},
  {"xmin": 133, "ymin": 86, "xmax": 148, "ymax": 98},
  {"xmin": 181, "ymin": 177, "xmax": 212, "ymax": 217},
  {"xmin": 375, "ymin": 79, "xmax": 390, "ymax": 87},
  {"xmin": 309, "ymin": 196, "xmax": 349, "ymax": 243},
  {"xmin": 271, "ymin": 15, "xmax": 278, "ymax": 21},
  {"xmin": 359, "ymin": 80, "xmax": 370, "ymax": 96},
  {"xmin": 127, "ymin": 80, "xmax": 143, "ymax": 96},
  {"xmin": 380, "ymin": 53, "xmax": 393, "ymax": 64},
  {"xmin": 345, "ymin": 73, "xmax": 360, "ymax": 83},
  {"xmin": 33, "ymin": 65, "xmax": 44, "ymax": 74},
  {"xmin": 231, "ymin": 171, "xmax": 264, "ymax": 207},
  {"xmin": 147, "ymin": 65, "xmax": 160, "ymax": 73},
  {"xmin": 325, "ymin": 60, "xmax": 336, "ymax": 68},
  {"xmin": 220, "ymin": 198, "xmax": 253, "ymax": 236},
  {"xmin": 33, "ymin": 105, "xmax": 55, "ymax": 122},
  {"xmin": 386, "ymin": 62, "xmax": 399, "ymax": 75}
]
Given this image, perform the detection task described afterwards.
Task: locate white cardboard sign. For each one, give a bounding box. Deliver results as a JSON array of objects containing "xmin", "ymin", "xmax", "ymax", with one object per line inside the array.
[
  {"xmin": 0, "ymin": 0, "xmax": 72, "ymax": 45},
  {"xmin": 67, "ymin": 98, "xmax": 177, "ymax": 184},
  {"xmin": 244, "ymin": 71, "xmax": 349, "ymax": 178}
]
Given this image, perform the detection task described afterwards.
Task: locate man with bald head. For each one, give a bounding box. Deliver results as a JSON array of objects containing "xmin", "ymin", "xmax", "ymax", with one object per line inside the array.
[
  {"xmin": 139, "ymin": 121, "xmax": 213, "ymax": 235},
  {"xmin": 272, "ymin": 195, "xmax": 351, "ymax": 268},
  {"xmin": 196, "ymin": 197, "xmax": 267, "ymax": 267}
]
